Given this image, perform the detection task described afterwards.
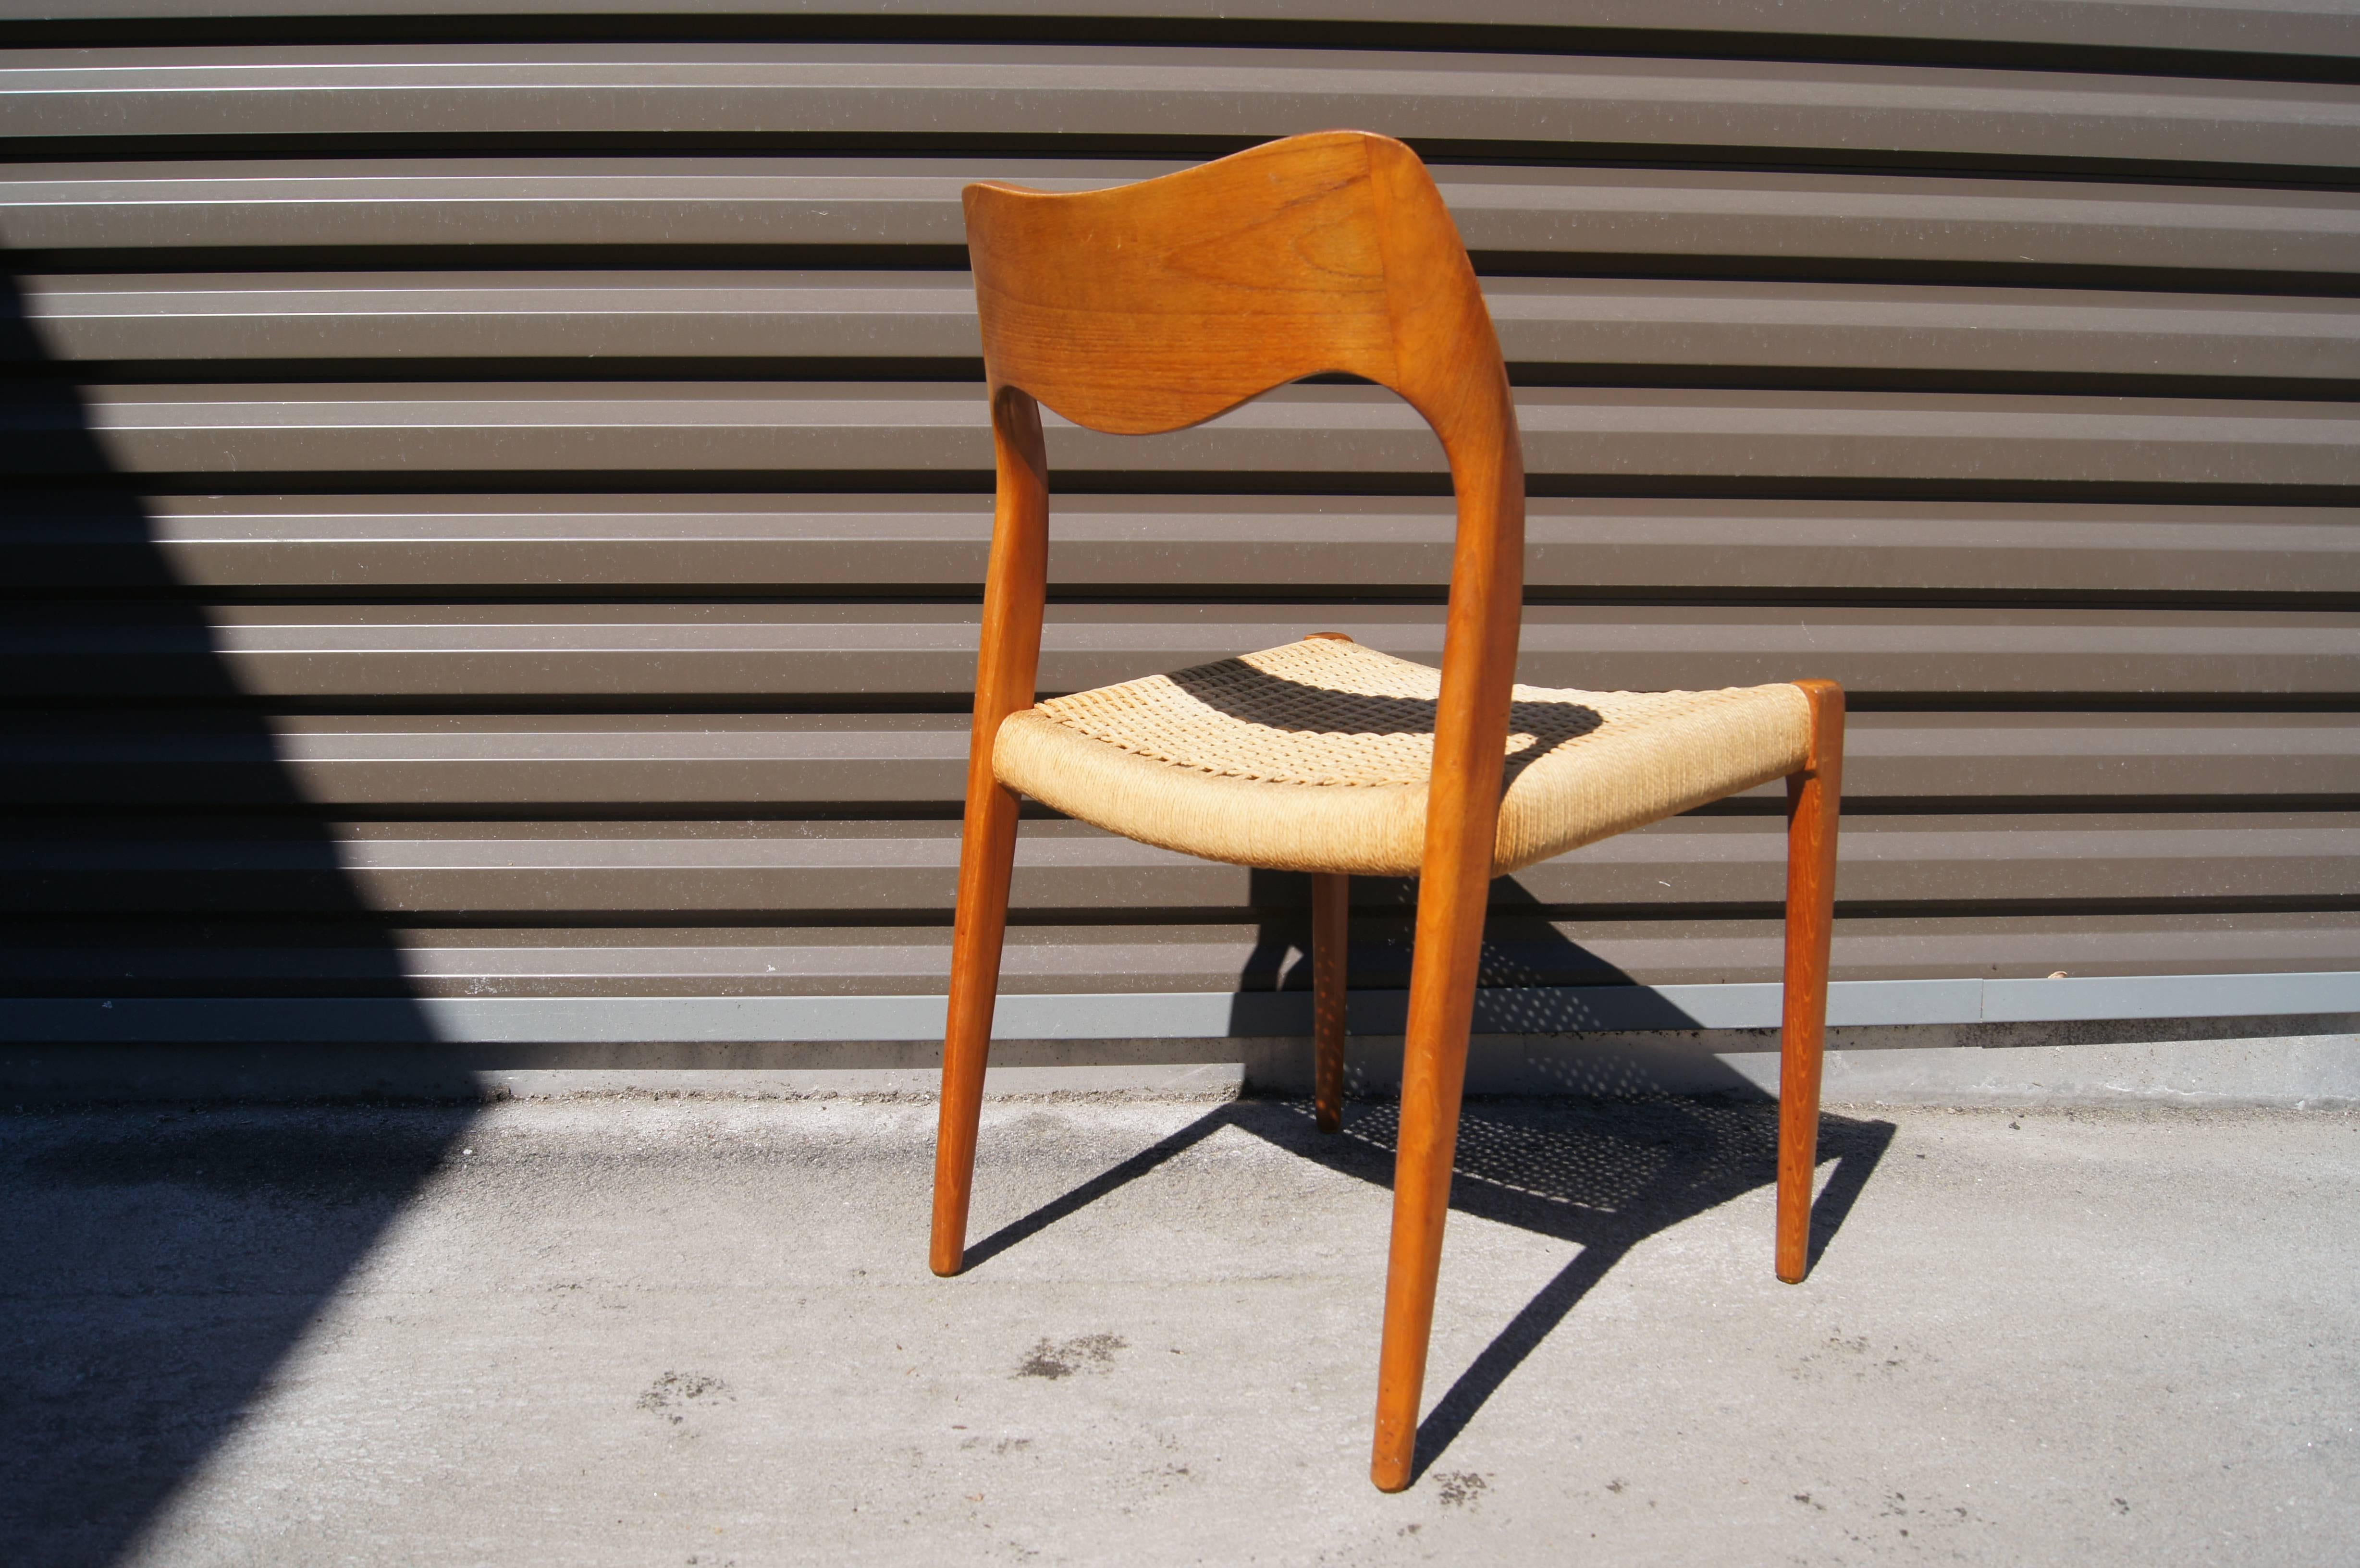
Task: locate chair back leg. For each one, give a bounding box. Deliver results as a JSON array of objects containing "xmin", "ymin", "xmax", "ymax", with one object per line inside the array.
[
  {"xmin": 1776, "ymin": 679, "xmax": 1845, "ymax": 1284},
  {"xmin": 930, "ymin": 779, "xmax": 1023, "ymax": 1276},
  {"xmin": 1312, "ymin": 871, "xmax": 1350, "ymax": 1132}
]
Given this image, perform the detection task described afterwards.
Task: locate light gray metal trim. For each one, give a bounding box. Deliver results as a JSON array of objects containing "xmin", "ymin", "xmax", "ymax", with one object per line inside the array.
[{"xmin": 10, "ymin": 970, "xmax": 2359, "ymax": 1043}]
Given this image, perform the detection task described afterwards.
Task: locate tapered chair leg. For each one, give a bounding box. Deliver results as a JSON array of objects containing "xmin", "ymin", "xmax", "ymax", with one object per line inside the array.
[
  {"xmin": 930, "ymin": 780, "xmax": 1023, "ymax": 1277},
  {"xmin": 1776, "ymin": 680, "xmax": 1845, "ymax": 1285},
  {"xmin": 1369, "ymin": 881, "xmax": 1489, "ymax": 1492},
  {"xmin": 1312, "ymin": 872, "xmax": 1349, "ymax": 1132}
]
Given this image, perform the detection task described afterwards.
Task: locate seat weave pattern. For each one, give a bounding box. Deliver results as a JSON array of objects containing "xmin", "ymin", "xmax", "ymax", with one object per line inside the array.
[{"xmin": 993, "ymin": 637, "xmax": 1812, "ymax": 876}]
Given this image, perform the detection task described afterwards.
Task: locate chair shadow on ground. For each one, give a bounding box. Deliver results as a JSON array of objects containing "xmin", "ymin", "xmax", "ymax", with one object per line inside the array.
[
  {"xmin": 1360, "ymin": 1095, "xmax": 1891, "ymax": 1480},
  {"xmin": 962, "ymin": 1091, "xmax": 1893, "ymax": 1483},
  {"xmin": 978, "ymin": 866, "xmax": 1892, "ymax": 1483}
]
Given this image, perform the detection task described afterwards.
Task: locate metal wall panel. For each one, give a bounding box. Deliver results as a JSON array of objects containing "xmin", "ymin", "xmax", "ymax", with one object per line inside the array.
[
  {"xmin": 6, "ymin": 2, "xmax": 2359, "ymax": 66},
  {"xmin": 27, "ymin": 273, "xmax": 2360, "ymax": 389},
  {"xmin": 4, "ymin": 3, "xmax": 2355, "ymax": 1018},
  {"xmin": 25, "ymin": 382, "xmax": 2360, "ymax": 493},
  {"xmin": 10, "ymin": 713, "xmax": 2357, "ymax": 809},
  {"xmin": 16, "ymin": 603, "xmax": 2359, "ymax": 699},
  {"xmin": 9, "ymin": 163, "xmax": 2360, "ymax": 283},
  {"xmin": 5, "ymin": 46, "xmax": 2356, "ymax": 171},
  {"xmin": 18, "ymin": 496, "xmax": 2357, "ymax": 597}
]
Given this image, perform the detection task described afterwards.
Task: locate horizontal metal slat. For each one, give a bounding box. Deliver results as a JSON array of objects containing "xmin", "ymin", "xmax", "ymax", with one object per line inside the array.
[
  {"xmin": 23, "ymin": 272, "xmax": 2360, "ymax": 389},
  {"xmin": 26, "ymin": 382, "xmax": 2360, "ymax": 490},
  {"xmin": 0, "ymin": 157, "xmax": 1113, "ymax": 253},
  {"xmin": 11, "ymin": 1, "xmax": 2358, "ymax": 66},
  {"xmin": 1481, "ymin": 280, "xmax": 2360, "ymax": 384},
  {"xmin": 16, "ymin": 603, "xmax": 2356, "ymax": 699},
  {"xmin": 19, "ymin": 494, "xmax": 2354, "ymax": 598},
  {"xmin": 4, "ymin": 813, "xmax": 2351, "ymax": 916},
  {"xmin": 7, "ymin": 161, "xmax": 2357, "ymax": 280},
  {"xmin": 15, "ymin": 270, "xmax": 987, "ymax": 364},
  {"xmin": 1787, "ymin": 715, "xmax": 2360, "ymax": 800},
  {"xmin": 8, "ymin": 910, "xmax": 2360, "ymax": 998},
  {"xmin": 5, "ymin": 45, "xmax": 2356, "ymax": 170},
  {"xmin": 0, "ymin": 714, "xmax": 990, "ymax": 808},
  {"xmin": 7, "ymin": 712, "xmax": 2359, "ymax": 808}
]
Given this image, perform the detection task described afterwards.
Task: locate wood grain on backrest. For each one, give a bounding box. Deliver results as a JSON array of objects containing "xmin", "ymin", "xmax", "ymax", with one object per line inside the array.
[{"xmin": 964, "ymin": 130, "xmax": 1506, "ymax": 443}]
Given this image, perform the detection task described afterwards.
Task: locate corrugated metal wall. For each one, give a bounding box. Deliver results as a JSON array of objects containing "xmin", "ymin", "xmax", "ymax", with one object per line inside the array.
[{"xmin": 5, "ymin": 2, "xmax": 2357, "ymax": 1040}]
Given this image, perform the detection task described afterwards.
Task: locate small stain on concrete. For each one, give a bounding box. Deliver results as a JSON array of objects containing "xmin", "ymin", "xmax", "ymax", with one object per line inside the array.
[
  {"xmin": 638, "ymin": 1371, "xmax": 728, "ymax": 1424},
  {"xmin": 1016, "ymin": 1334, "xmax": 1126, "ymax": 1380},
  {"xmin": 1433, "ymin": 1471, "xmax": 1489, "ymax": 1508}
]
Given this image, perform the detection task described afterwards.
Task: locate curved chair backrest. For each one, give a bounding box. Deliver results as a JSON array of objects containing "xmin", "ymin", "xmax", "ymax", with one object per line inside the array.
[
  {"xmin": 966, "ymin": 129, "xmax": 1508, "ymax": 444},
  {"xmin": 959, "ymin": 130, "xmax": 1527, "ymax": 922}
]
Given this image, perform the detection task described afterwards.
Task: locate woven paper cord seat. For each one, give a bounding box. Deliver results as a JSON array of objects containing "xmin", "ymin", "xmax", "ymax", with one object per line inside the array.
[{"xmin": 994, "ymin": 636, "xmax": 1813, "ymax": 877}]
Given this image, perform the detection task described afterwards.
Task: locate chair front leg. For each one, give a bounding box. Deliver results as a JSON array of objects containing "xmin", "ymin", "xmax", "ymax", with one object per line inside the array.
[
  {"xmin": 1776, "ymin": 679, "xmax": 1845, "ymax": 1284},
  {"xmin": 930, "ymin": 778, "xmax": 1022, "ymax": 1277},
  {"xmin": 1369, "ymin": 864, "xmax": 1490, "ymax": 1492},
  {"xmin": 1312, "ymin": 871, "xmax": 1350, "ymax": 1132}
]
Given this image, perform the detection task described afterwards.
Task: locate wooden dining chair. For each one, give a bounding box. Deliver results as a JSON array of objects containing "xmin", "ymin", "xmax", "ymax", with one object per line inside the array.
[{"xmin": 929, "ymin": 130, "xmax": 1844, "ymax": 1493}]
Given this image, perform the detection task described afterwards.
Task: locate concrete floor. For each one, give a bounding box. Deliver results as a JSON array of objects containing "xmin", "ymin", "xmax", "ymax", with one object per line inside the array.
[{"xmin": 4, "ymin": 1094, "xmax": 2356, "ymax": 1567}]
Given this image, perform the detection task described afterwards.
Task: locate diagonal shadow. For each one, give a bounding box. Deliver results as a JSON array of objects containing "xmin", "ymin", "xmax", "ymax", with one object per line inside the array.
[
  {"xmin": 1383, "ymin": 1099, "xmax": 1893, "ymax": 1479},
  {"xmin": 1165, "ymin": 656, "xmax": 1602, "ymax": 789},
  {"xmin": 957, "ymin": 1089, "xmax": 1894, "ymax": 1484},
  {"xmin": 961, "ymin": 1110, "xmax": 1236, "ymax": 1271},
  {"xmin": 1228, "ymin": 869, "xmax": 1662, "ymax": 1021},
  {"xmin": 0, "ymin": 265, "xmax": 467, "ymax": 1567},
  {"xmin": 2, "ymin": 1107, "xmax": 476, "ymax": 1564}
]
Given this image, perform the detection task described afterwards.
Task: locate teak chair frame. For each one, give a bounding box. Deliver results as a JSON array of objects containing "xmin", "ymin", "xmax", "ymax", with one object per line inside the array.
[{"xmin": 927, "ymin": 130, "xmax": 1844, "ymax": 1494}]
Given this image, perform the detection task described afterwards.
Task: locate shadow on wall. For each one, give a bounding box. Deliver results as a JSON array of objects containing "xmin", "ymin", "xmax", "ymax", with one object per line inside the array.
[
  {"xmin": 0, "ymin": 266, "xmax": 466, "ymax": 1568},
  {"xmin": 962, "ymin": 1094, "xmax": 1894, "ymax": 1484},
  {"xmin": 1232, "ymin": 868, "xmax": 1710, "ymax": 1035}
]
